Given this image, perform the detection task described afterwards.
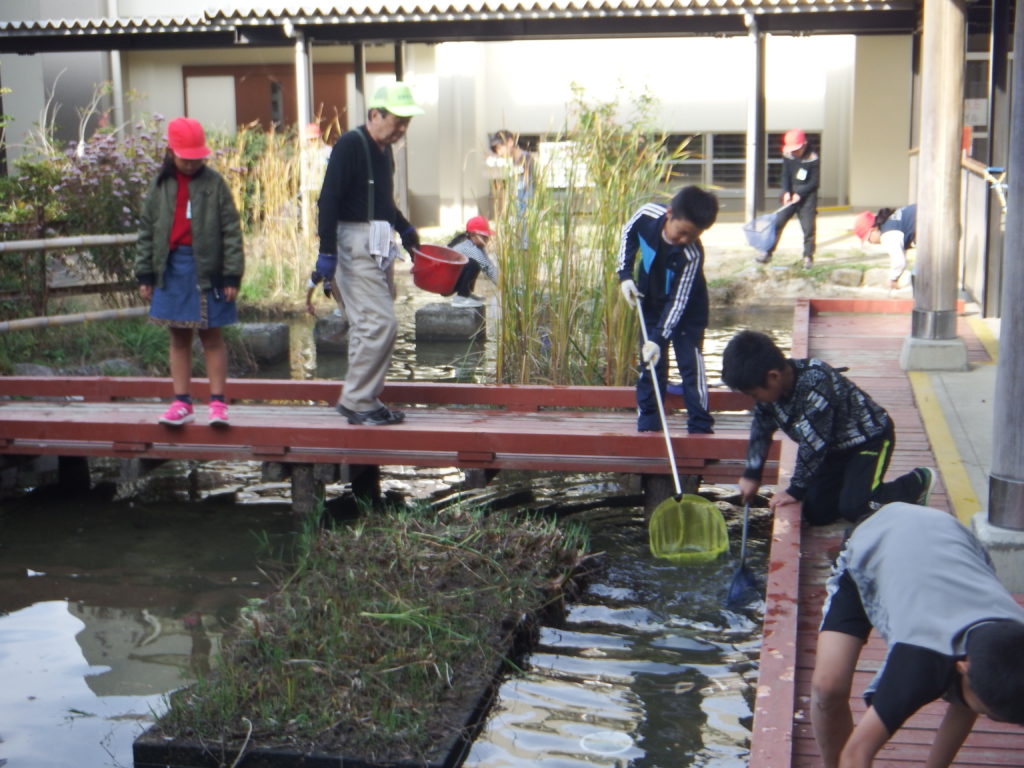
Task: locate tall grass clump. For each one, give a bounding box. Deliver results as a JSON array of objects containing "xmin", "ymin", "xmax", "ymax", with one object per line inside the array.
[
  {"xmin": 494, "ymin": 87, "xmax": 690, "ymax": 386},
  {"xmin": 209, "ymin": 126, "xmax": 318, "ymax": 307},
  {"xmin": 154, "ymin": 506, "xmax": 588, "ymax": 763}
]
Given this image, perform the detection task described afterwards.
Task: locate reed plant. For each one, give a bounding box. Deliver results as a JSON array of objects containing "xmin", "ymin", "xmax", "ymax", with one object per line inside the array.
[
  {"xmin": 494, "ymin": 87, "xmax": 690, "ymax": 386},
  {"xmin": 210, "ymin": 127, "xmax": 317, "ymax": 306},
  {"xmin": 154, "ymin": 505, "xmax": 588, "ymax": 763}
]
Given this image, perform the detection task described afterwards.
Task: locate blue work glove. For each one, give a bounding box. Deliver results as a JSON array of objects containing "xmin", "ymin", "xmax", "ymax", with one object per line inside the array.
[
  {"xmin": 315, "ymin": 252, "xmax": 337, "ymax": 278},
  {"xmin": 400, "ymin": 226, "xmax": 420, "ymax": 257}
]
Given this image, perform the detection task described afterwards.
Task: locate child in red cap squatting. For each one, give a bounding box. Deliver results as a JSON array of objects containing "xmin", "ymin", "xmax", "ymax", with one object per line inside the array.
[
  {"xmin": 135, "ymin": 117, "xmax": 244, "ymax": 427},
  {"xmin": 812, "ymin": 502, "xmax": 1024, "ymax": 768},
  {"xmin": 854, "ymin": 204, "xmax": 917, "ymax": 290},
  {"xmin": 446, "ymin": 216, "xmax": 499, "ymax": 308},
  {"xmin": 722, "ymin": 329, "xmax": 934, "ymax": 525},
  {"xmin": 617, "ymin": 186, "xmax": 719, "ymax": 435},
  {"xmin": 755, "ymin": 129, "xmax": 820, "ymax": 269}
]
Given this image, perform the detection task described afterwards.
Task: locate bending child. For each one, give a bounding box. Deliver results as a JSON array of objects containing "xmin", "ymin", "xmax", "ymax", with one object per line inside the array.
[
  {"xmin": 812, "ymin": 502, "xmax": 1024, "ymax": 767},
  {"xmin": 721, "ymin": 329, "xmax": 933, "ymax": 524},
  {"xmin": 854, "ymin": 204, "xmax": 917, "ymax": 290},
  {"xmin": 617, "ymin": 186, "xmax": 719, "ymax": 434}
]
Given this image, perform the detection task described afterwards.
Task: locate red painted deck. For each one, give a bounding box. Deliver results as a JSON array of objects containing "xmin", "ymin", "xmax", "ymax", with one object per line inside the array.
[
  {"xmin": 752, "ymin": 298, "xmax": 1024, "ymax": 768},
  {"xmin": 0, "ymin": 379, "xmax": 778, "ymax": 484}
]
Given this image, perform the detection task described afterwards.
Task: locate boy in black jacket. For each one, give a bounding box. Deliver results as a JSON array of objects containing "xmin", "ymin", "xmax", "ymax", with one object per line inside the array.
[
  {"xmin": 755, "ymin": 129, "xmax": 819, "ymax": 269},
  {"xmin": 616, "ymin": 186, "xmax": 719, "ymax": 434},
  {"xmin": 722, "ymin": 330, "xmax": 933, "ymax": 524}
]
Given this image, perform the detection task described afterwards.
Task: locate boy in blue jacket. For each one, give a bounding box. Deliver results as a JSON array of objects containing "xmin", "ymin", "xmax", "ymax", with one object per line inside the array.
[{"xmin": 616, "ymin": 186, "xmax": 719, "ymax": 434}]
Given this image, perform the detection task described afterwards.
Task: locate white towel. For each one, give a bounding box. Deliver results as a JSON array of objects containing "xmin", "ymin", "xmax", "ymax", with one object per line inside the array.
[{"xmin": 369, "ymin": 220, "xmax": 404, "ymax": 270}]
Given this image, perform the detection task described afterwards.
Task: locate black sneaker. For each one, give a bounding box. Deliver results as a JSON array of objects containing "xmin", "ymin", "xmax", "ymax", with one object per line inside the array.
[
  {"xmin": 914, "ymin": 467, "xmax": 936, "ymax": 506},
  {"xmin": 337, "ymin": 403, "xmax": 405, "ymax": 426},
  {"xmin": 755, "ymin": 252, "xmax": 772, "ymax": 264}
]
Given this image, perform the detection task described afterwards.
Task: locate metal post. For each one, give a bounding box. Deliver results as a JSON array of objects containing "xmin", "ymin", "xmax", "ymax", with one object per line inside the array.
[
  {"xmin": 294, "ymin": 31, "xmax": 314, "ymax": 232},
  {"xmin": 744, "ymin": 13, "xmax": 766, "ymax": 222},
  {"xmin": 982, "ymin": 0, "xmax": 1010, "ymax": 318},
  {"xmin": 353, "ymin": 43, "xmax": 367, "ymax": 125},
  {"xmin": 900, "ymin": 0, "xmax": 968, "ymax": 370},
  {"xmin": 989, "ymin": 0, "xmax": 1024, "ymax": 530},
  {"xmin": 393, "ymin": 42, "xmax": 410, "ymax": 217},
  {"xmin": 106, "ymin": 0, "xmax": 125, "ymax": 129}
]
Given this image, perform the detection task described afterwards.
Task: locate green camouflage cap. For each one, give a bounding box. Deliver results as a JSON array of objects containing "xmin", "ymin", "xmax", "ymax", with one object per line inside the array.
[{"xmin": 367, "ymin": 82, "xmax": 425, "ymax": 117}]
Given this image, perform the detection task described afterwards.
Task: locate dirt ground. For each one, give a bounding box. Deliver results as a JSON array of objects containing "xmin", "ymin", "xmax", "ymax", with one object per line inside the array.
[{"xmin": 699, "ymin": 207, "xmax": 913, "ymax": 306}]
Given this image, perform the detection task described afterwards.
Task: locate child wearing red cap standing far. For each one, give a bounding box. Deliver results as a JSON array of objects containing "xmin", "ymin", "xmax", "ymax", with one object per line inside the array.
[
  {"xmin": 135, "ymin": 117, "xmax": 244, "ymax": 427},
  {"xmin": 755, "ymin": 129, "xmax": 820, "ymax": 269},
  {"xmin": 446, "ymin": 216, "xmax": 499, "ymax": 308}
]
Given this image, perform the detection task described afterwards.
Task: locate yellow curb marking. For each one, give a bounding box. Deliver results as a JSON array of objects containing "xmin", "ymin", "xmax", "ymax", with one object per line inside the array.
[
  {"xmin": 967, "ymin": 315, "xmax": 999, "ymax": 363},
  {"xmin": 908, "ymin": 370, "xmax": 981, "ymax": 526}
]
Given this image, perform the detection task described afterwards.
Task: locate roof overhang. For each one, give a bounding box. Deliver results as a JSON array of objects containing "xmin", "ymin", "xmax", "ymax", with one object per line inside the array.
[{"xmin": 0, "ymin": 2, "xmax": 921, "ymax": 54}]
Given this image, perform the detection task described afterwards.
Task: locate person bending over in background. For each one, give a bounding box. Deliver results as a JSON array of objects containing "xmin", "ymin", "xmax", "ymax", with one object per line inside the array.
[{"xmin": 854, "ymin": 204, "xmax": 917, "ymax": 291}]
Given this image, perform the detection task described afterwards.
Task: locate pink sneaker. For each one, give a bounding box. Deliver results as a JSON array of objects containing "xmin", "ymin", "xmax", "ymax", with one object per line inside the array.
[
  {"xmin": 208, "ymin": 400, "xmax": 229, "ymax": 427},
  {"xmin": 159, "ymin": 400, "xmax": 194, "ymax": 426}
]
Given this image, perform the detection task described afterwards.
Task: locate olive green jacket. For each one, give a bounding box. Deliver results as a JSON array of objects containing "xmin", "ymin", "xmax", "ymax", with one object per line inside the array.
[{"xmin": 135, "ymin": 166, "xmax": 244, "ymax": 289}]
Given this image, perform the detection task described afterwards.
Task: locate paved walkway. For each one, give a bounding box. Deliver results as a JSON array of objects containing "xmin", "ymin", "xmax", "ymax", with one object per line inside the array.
[{"xmin": 751, "ymin": 299, "xmax": 1021, "ymax": 768}]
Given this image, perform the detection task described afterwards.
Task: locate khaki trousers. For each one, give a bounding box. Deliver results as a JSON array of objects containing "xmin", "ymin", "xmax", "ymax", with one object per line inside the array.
[{"xmin": 334, "ymin": 223, "xmax": 397, "ymax": 412}]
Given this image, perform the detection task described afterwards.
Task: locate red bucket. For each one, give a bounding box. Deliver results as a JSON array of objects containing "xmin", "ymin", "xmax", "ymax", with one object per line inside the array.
[{"xmin": 410, "ymin": 244, "xmax": 468, "ymax": 295}]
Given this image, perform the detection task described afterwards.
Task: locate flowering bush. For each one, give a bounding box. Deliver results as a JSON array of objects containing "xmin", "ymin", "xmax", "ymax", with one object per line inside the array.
[{"xmin": 0, "ymin": 118, "xmax": 166, "ymax": 316}]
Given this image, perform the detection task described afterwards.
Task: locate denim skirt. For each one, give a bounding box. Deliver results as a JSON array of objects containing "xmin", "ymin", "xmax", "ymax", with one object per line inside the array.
[{"xmin": 149, "ymin": 246, "xmax": 237, "ymax": 329}]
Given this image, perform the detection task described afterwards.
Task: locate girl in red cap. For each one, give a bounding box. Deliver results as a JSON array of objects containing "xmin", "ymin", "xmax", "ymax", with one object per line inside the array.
[
  {"xmin": 755, "ymin": 129, "xmax": 820, "ymax": 269},
  {"xmin": 134, "ymin": 117, "xmax": 245, "ymax": 427},
  {"xmin": 446, "ymin": 215, "xmax": 499, "ymax": 308}
]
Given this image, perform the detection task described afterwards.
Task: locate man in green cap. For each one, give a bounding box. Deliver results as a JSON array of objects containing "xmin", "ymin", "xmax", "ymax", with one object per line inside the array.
[{"xmin": 318, "ymin": 81, "xmax": 425, "ymax": 425}]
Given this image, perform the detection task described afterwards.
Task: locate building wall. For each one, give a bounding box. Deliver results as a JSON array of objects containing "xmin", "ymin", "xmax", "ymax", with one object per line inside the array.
[{"xmin": 849, "ymin": 35, "xmax": 914, "ymax": 208}]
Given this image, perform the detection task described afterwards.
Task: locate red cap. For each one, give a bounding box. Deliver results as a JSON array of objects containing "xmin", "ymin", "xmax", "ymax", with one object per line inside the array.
[
  {"xmin": 782, "ymin": 129, "xmax": 807, "ymax": 155},
  {"xmin": 466, "ymin": 215, "xmax": 495, "ymax": 236},
  {"xmin": 853, "ymin": 211, "xmax": 876, "ymax": 241},
  {"xmin": 167, "ymin": 117, "xmax": 210, "ymax": 160}
]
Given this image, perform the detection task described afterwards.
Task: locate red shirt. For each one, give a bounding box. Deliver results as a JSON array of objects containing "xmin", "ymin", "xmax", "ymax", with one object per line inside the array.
[{"xmin": 168, "ymin": 171, "xmax": 193, "ymax": 248}]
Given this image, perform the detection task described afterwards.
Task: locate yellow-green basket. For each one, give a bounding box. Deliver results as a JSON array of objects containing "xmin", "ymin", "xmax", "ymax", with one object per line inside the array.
[{"xmin": 649, "ymin": 493, "xmax": 729, "ymax": 564}]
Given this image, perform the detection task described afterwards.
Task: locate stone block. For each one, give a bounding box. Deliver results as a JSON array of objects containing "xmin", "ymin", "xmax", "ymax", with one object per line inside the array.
[
  {"xmin": 972, "ymin": 512, "xmax": 1024, "ymax": 592},
  {"xmin": 415, "ymin": 302, "xmax": 486, "ymax": 342},
  {"xmin": 314, "ymin": 313, "xmax": 349, "ymax": 352},
  {"xmin": 862, "ymin": 267, "xmax": 892, "ymax": 288},
  {"xmin": 239, "ymin": 322, "xmax": 289, "ymax": 364},
  {"xmin": 829, "ymin": 268, "xmax": 864, "ymax": 287}
]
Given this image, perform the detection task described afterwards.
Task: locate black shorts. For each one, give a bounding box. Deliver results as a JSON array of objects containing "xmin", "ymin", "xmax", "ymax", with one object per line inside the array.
[{"xmin": 821, "ymin": 570, "xmax": 872, "ymax": 639}]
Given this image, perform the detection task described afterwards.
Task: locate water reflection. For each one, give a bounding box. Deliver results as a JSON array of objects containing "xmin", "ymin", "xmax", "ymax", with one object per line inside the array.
[{"xmin": 0, "ymin": 492, "xmax": 296, "ymax": 767}]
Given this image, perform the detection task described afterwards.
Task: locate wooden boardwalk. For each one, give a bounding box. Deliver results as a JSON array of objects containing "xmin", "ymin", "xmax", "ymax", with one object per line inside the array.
[
  {"xmin": 752, "ymin": 298, "xmax": 1024, "ymax": 768},
  {"xmin": 0, "ymin": 378, "xmax": 778, "ymax": 485}
]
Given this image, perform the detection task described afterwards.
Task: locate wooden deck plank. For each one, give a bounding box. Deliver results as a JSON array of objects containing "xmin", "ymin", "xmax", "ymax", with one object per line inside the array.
[
  {"xmin": 0, "ymin": 381, "xmax": 777, "ymax": 481},
  {"xmin": 753, "ymin": 298, "xmax": 1023, "ymax": 768}
]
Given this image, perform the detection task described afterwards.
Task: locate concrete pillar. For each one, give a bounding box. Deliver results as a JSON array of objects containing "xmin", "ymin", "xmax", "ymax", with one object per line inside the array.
[
  {"xmin": 290, "ymin": 463, "xmax": 324, "ymax": 516},
  {"xmin": 900, "ymin": 0, "xmax": 968, "ymax": 371},
  {"xmin": 988, "ymin": 0, "xmax": 1024, "ymax": 532},
  {"xmin": 982, "ymin": 0, "xmax": 1011, "ymax": 318},
  {"xmin": 743, "ymin": 13, "xmax": 766, "ymax": 222},
  {"xmin": 973, "ymin": 0, "xmax": 1024, "ymax": 591}
]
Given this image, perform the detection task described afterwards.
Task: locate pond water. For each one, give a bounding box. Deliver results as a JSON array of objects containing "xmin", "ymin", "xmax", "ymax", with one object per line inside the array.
[{"xmin": 0, "ymin": 289, "xmax": 791, "ymax": 768}]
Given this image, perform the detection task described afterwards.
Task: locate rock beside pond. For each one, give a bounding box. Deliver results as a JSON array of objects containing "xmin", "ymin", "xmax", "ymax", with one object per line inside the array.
[
  {"xmin": 415, "ymin": 302, "xmax": 486, "ymax": 342},
  {"xmin": 314, "ymin": 312, "xmax": 349, "ymax": 352},
  {"xmin": 13, "ymin": 363, "xmax": 56, "ymax": 376},
  {"xmin": 239, "ymin": 322, "xmax": 289, "ymax": 364},
  {"xmin": 829, "ymin": 268, "xmax": 865, "ymax": 287}
]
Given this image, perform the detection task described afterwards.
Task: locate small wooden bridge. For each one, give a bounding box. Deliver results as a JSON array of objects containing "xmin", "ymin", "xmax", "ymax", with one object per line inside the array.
[{"xmin": 0, "ymin": 377, "xmax": 778, "ymax": 508}]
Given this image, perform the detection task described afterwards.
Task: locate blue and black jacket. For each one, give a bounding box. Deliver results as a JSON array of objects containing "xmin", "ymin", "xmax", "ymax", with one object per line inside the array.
[{"xmin": 615, "ymin": 203, "xmax": 708, "ymax": 340}]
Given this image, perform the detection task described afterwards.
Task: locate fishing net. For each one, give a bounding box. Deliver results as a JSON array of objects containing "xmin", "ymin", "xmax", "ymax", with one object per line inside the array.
[{"xmin": 649, "ymin": 493, "xmax": 729, "ymax": 564}]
